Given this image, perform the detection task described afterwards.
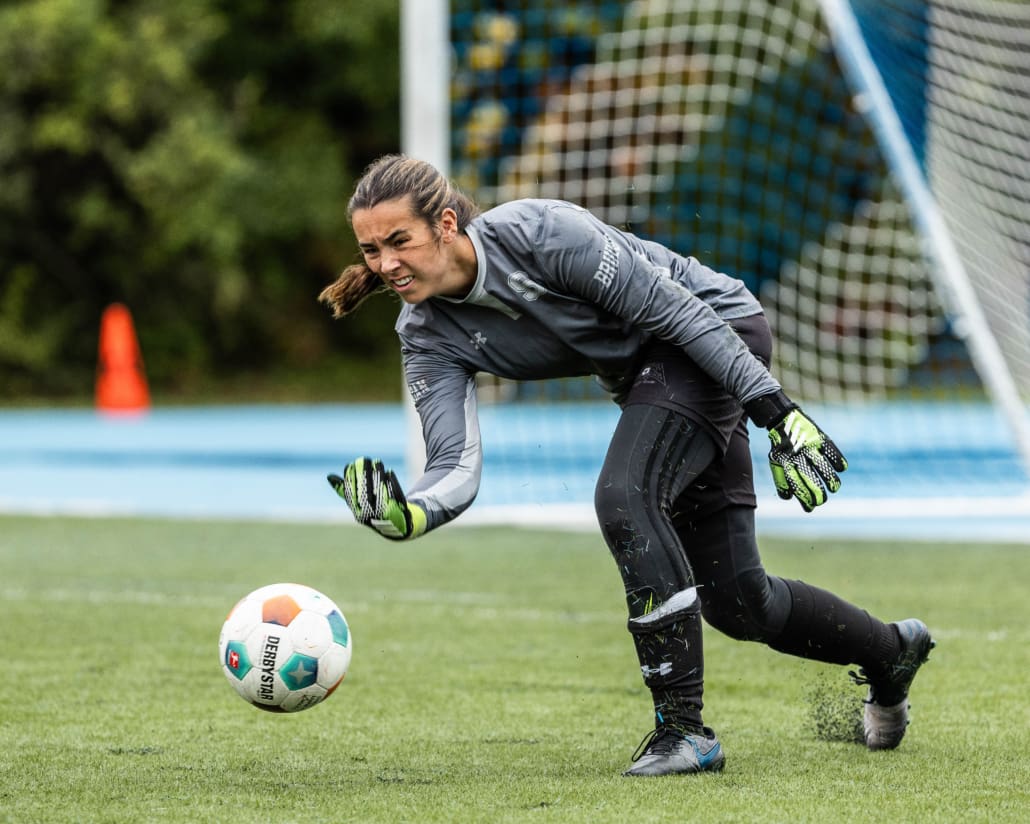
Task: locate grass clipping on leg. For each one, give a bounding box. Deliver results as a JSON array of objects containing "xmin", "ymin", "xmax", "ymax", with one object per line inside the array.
[{"xmin": 804, "ymin": 673, "xmax": 864, "ymax": 744}]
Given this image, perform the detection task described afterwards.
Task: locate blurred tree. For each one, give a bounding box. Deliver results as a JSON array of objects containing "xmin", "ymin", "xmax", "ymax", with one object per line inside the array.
[{"xmin": 0, "ymin": 0, "xmax": 402, "ymax": 401}]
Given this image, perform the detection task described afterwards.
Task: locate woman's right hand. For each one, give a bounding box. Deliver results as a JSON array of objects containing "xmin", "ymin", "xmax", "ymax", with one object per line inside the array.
[{"xmin": 328, "ymin": 457, "xmax": 427, "ymax": 540}]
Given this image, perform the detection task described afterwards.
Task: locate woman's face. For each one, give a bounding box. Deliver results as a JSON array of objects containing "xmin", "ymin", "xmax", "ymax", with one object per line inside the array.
[{"xmin": 352, "ymin": 197, "xmax": 468, "ymax": 303}]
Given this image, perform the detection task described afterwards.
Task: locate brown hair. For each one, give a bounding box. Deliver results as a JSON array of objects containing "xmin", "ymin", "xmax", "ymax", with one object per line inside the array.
[{"xmin": 318, "ymin": 155, "xmax": 481, "ymax": 318}]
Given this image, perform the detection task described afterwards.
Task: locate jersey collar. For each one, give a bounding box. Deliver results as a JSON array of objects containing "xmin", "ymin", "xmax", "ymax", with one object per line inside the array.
[{"xmin": 436, "ymin": 224, "xmax": 521, "ymax": 319}]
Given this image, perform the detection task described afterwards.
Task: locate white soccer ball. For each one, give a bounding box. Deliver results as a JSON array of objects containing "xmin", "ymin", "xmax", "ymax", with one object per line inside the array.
[{"xmin": 218, "ymin": 582, "xmax": 352, "ymax": 712}]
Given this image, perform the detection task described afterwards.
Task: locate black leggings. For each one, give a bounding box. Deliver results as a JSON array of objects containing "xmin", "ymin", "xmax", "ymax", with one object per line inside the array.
[
  {"xmin": 596, "ymin": 403, "xmax": 894, "ymax": 669},
  {"xmin": 594, "ymin": 404, "xmax": 718, "ymax": 618},
  {"xmin": 595, "ymin": 402, "xmax": 784, "ymax": 627}
]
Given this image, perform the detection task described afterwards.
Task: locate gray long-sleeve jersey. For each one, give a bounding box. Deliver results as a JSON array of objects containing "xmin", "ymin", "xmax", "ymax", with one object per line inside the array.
[{"xmin": 398, "ymin": 199, "xmax": 781, "ymax": 531}]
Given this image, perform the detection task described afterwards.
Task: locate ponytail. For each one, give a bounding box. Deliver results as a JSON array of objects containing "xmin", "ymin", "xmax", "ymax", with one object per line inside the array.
[{"xmin": 317, "ymin": 262, "xmax": 384, "ymax": 319}]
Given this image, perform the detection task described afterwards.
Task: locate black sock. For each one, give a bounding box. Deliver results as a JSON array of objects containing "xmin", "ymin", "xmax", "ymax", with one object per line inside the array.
[
  {"xmin": 767, "ymin": 578, "xmax": 901, "ymax": 675},
  {"xmin": 628, "ymin": 604, "xmax": 705, "ymax": 734}
]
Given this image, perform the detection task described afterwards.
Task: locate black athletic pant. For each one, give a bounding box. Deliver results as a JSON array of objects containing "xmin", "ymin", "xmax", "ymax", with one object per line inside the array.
[{"xmin": 595, "ymin": 404, "xmax": 900, "ymax": 697}]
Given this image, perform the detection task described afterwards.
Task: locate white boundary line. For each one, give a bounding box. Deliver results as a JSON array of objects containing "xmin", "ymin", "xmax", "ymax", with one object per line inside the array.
[{"xmin": 4, "ymin": 495, "xmax": 1029, "ymax": 543}]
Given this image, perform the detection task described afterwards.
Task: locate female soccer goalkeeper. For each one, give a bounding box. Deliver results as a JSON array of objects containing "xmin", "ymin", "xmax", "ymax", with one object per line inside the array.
[{"xmin": 320, "ymin": 154, "xmax": 934, "ymax": 776}]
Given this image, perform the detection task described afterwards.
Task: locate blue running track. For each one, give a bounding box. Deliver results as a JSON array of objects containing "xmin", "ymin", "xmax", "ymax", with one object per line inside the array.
[{"xmin": 1, "ymin": 403, "xmax": 1028, "ymax": 543}]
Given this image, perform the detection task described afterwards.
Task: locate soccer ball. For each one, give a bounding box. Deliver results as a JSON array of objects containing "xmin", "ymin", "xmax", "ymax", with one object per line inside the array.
[{"xmin": 219, "ymin": 582, "xmax": 352, "ymax": 712}]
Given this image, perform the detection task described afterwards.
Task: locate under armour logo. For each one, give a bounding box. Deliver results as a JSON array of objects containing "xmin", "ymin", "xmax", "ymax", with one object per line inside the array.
[
  {"xmin": 470, "ymin": 331, "xmax": 488, "ymax": 350},
  {"xmin": 641, "ymin": 662, "xmax": 673, "ymax": 677}
]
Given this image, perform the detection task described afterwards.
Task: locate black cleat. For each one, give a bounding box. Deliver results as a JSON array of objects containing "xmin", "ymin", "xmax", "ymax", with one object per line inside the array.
[
  {"xmin": 623, "ymin": 725, "xmax": 725, "ymax": 776},
  {"xmin": 851, "ymin": 618, "xmax": 935, "ymax": 750}
]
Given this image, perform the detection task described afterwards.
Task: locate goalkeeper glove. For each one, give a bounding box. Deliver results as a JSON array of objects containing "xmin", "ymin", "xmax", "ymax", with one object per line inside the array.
[
  {"xmin": 746, "ymin": 391, "xmax": 848, "ymax": 513},
  {"xmin": 766, "ymin": 409, "xmax": 848, "ymax": 511},
  {"xmin": 328, "ymin": 457, "xmax": 427, "ymax": 541}
]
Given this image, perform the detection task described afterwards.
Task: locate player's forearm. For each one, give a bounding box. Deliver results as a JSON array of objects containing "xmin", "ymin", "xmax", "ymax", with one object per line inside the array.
[
  {"xmin": 407, "ymin": 461, "xmax": 481, "ymax": 531},
  {"xmin": 675, "ymin": 321, "xmax": 782, "ymax": 407},
  {"xmin": 590, "ymin": 260, "xmax": 780, "ymax": 406}
]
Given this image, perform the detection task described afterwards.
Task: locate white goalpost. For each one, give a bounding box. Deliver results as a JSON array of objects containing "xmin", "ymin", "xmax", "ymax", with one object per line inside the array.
[
  {"xmin": 401, "ymin": 0, "xmax": 1030, "ymax": 535},
  {"xmin": 400, "ymin": 0, "xmax": 449, "ymax": 477},
  {"xmin": 817, "ymin": 0, "xmax": 1030, "ymax": 473}
]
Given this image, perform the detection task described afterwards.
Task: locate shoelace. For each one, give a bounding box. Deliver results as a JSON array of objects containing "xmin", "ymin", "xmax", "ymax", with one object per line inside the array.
[
  {"xmin": 848, "ymin": 668, "xmax": 878, "ymax": 704},
  {"xmin": 630, "ymin": 726, "xmax": 684, "ymax": 762},
  {"xmin": 849, "ymin": 656, "xmax": 916, "ymax": 694},
  {"xmin": 851, "ymin": 663, "xmax": 914, "ymax": 705}
]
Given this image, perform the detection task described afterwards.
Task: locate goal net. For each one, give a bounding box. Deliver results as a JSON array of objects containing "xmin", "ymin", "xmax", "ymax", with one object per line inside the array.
[{"xmin": 407, "ymin": 0, "xmax": 1030, "ymax": 533}]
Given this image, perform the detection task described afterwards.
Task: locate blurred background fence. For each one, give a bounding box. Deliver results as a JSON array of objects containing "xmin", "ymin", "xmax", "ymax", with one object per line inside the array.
[{"xmin": 434, "ymin": 0, "xmax": 1030, "ymax": 529}]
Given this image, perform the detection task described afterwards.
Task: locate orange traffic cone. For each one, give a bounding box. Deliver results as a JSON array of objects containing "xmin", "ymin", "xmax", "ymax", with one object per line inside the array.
[{"xmin": 96, "ymin": 303, "xmax": 150, "ymax": 415}]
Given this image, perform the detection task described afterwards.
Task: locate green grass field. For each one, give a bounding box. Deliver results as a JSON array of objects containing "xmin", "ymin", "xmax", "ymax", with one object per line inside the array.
[{"xmin": 1, "ymin": 515, "xmax": 1027, "ymax": 823}]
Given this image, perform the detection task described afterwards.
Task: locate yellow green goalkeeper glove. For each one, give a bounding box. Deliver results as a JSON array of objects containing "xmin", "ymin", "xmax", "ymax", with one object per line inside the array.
[
  {"xmin": 328, "ymin": 457, "xmax": 427, "ymax": 541},
  {"xmin": 766, "ymin": 409, "xmax": 848, "ymax": 512},
  {"xmin": 746, "ymin": 390, "xmax": 848, "ymax": 513}
]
